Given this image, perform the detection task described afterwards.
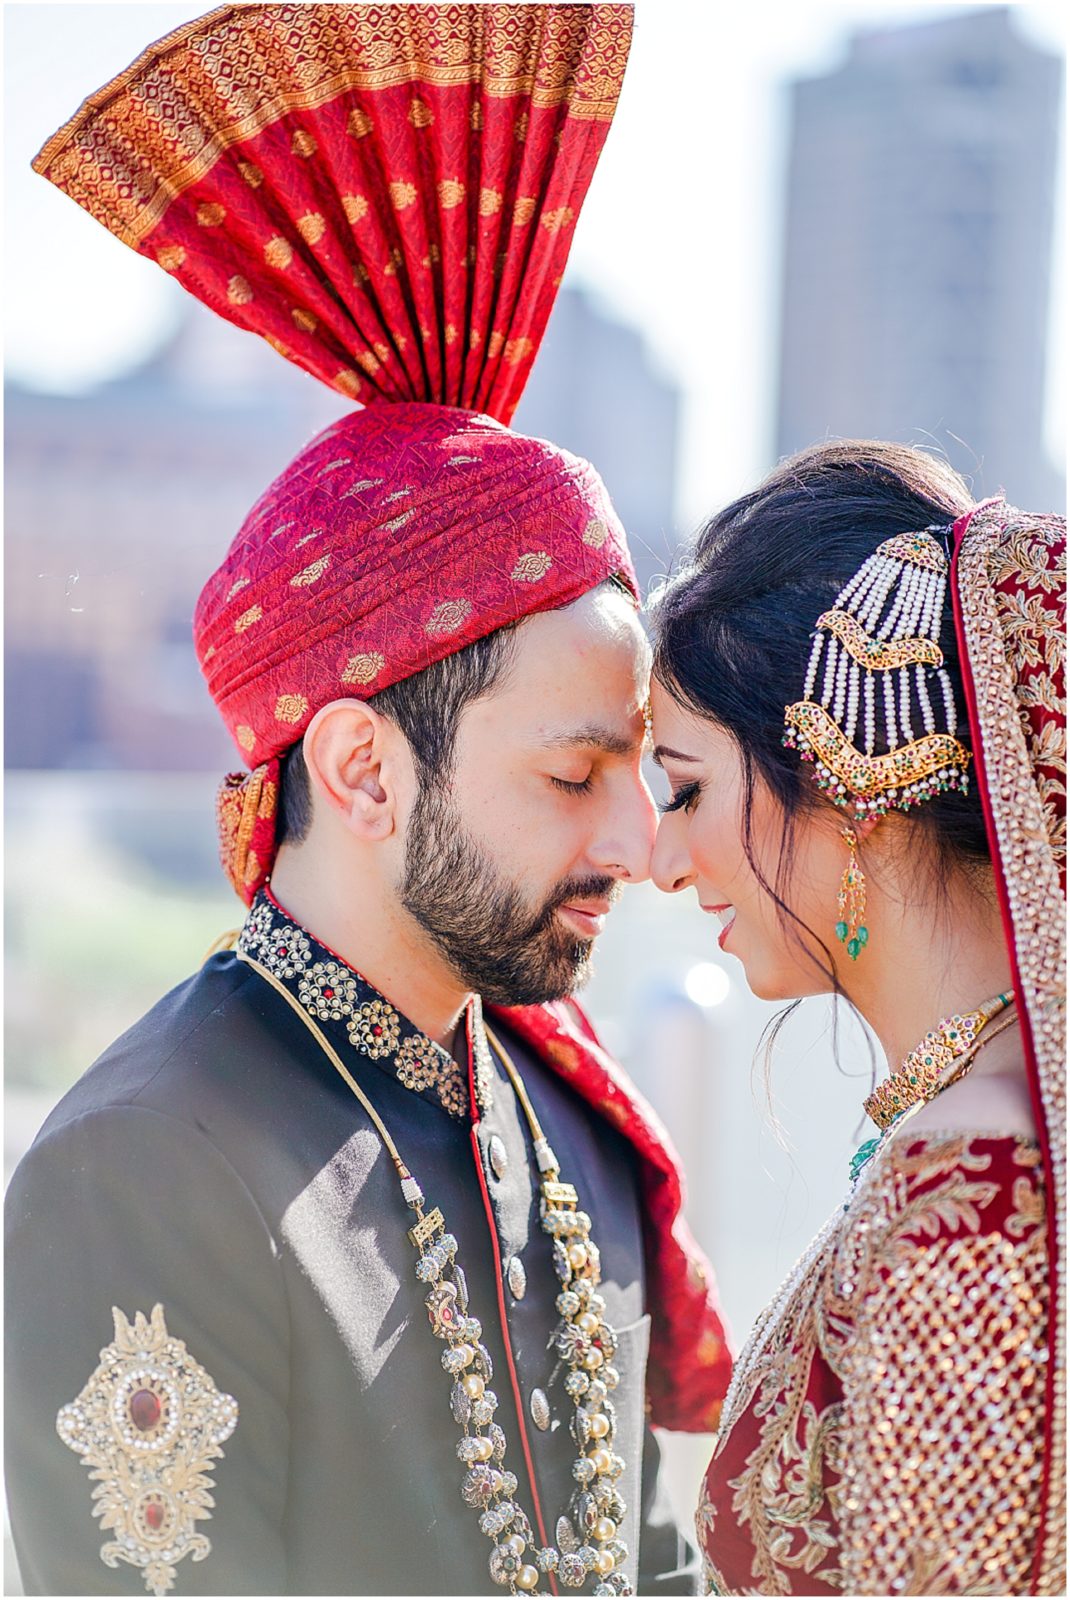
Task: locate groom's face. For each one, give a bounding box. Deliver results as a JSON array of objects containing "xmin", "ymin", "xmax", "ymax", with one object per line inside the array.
[{"xmin": 399, "ymin": 586, "xmax": 656, "ymax": 1005}]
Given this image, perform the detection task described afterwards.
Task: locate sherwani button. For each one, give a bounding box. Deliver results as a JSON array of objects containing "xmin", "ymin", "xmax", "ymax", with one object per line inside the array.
[
  {"xmin": 507, "ymin": 1256, "xmax": 527, "ymax": 1300},
  {"xmin": 530, "ymin": 1388, "xmax": 551, "ymax": 1431},
  {"xmin": 488, "ymin": 1135, "xmax": 508, "ymax": 1179}
]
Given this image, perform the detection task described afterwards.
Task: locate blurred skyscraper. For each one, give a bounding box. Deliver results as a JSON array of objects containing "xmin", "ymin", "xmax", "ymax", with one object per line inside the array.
[{"xmin": 776, "ymin": 6, "xmax": 1064, "ymax": 508}]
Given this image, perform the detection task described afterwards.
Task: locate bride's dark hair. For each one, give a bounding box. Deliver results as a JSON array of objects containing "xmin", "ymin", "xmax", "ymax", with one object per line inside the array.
[{"xmin": 649, "ymin": 439, "xmax": 989, "ymax": 1011}]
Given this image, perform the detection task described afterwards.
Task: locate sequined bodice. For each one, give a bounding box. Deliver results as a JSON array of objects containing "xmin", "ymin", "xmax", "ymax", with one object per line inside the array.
[{"xmin": 698, "ymin": 1131, "xmax": 1049, "ymax": 1597}]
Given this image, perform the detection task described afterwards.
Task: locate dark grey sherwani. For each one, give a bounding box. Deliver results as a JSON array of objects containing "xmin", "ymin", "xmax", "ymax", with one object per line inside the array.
[{"xmin": 6, "ymin": 891, "xmax": 696, "ymax": 1596}]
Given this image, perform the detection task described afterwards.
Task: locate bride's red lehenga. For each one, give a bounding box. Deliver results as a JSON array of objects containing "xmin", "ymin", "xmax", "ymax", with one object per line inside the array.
[{"xmin": 698, "ymin": 504, "xmax": 1065, "ymax": 1596}]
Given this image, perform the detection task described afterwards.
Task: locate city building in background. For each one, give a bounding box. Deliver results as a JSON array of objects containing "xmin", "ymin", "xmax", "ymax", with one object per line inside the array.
[{"xmin": 776, "ymin": 6, "xmax": 1064, "ymax": 508}]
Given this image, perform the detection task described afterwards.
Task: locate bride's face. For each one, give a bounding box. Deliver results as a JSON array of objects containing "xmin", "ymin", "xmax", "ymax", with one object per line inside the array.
[{"xmin": 649, "ymin": 680, "xmax": 848, "ymax": 1001}]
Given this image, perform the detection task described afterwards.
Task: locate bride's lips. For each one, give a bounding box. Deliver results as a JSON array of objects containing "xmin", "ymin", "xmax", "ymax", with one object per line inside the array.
[
  {"xmin": 702, "ymin": 904, "xmax": 737, "ymax": 951},
  {"xmin": 556, "ymin": 901, "xmax": 610, "ymax": 940}
]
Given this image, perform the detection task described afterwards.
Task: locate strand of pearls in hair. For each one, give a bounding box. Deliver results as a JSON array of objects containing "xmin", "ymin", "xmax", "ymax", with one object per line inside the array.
[
  {"xmin": 863, "ymin": 672, "xmax": 876, "ymax": 755},
  {"xmin": 883, "ymin": 669, "xmax": 898, "ymax": 750},
  {"xmin": 938, "ymin": 668, "xmax": 957, "ymax": 735},
  {"xmin": 833, "ymin": 644, "xmax": 850, "ymax": 726},
  {"xmin": 837, "ymin": 555, "xmax": 879, "ymax": 609},
  {"xmin": 877, "ymin": 576, "xmax": 906, "ymax": 640},
  {"xmin": 898, "ymin": 664, "xmax": 914, "ymax": 740},
  {"xmin": 860, "ymin": 560, "xmax": 899, "ymax": 631},
  {"xmin": 821, "ymin": 635, "xmax": 838, "ymax": 708},
  {"xmin": 803, "ymin": 631, "xmax": 823, "ymax": 700},
  {"xmin": 916, "ymin": 662, "xmax": 936, "ymax": 735}
]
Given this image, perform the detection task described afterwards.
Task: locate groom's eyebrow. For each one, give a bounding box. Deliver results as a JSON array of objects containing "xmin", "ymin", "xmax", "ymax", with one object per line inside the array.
[
  {"xmin": 651, "ymin": 745, "xmax": 700, "ymax": 766},
  {"xmin": 539, "ymin": 724, "xmax": 641, "ymax": 757}
]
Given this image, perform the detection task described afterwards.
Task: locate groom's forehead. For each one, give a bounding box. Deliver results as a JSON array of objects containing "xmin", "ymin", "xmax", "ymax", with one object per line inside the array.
[{"xmin": 492, "ymin": 596, "xmax": 648, "ymax": 732}]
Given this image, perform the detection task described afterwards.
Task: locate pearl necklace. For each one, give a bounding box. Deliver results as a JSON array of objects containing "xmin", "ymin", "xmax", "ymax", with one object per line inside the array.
[{"xmin": 239, "ymin": 953, "xmax": 633, "ymax": 1597}]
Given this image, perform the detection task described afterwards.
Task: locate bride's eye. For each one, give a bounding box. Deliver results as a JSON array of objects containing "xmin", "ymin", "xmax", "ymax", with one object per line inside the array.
[{"xmin": 658, "ymin": 780, "xmax": 702, "ymax": 815}]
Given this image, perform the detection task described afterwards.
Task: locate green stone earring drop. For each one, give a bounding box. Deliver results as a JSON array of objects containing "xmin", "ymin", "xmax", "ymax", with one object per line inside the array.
[{"xmin": 835, "ymin": 826, "xmax": 869, "ymax": 960}]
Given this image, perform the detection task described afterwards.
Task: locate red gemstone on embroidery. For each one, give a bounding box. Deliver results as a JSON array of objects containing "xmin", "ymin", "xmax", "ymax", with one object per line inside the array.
[
  {"xmin": 324, "ymin": 987, "xmax": 335, "ymax": 999},
  {"xmin": 129, "ymin": 1389, "xmax": 161, "ymax": 1431},
  {"xmin": 372, "ymin": 1024, "xmax": 383, "ymax": 1037},
  {"xmin": 145, "ymin": 1502, "xmax": 165, "ymax": 1531},
  {"xmin": 278, "ymin": 945, "xmax": 288, "ymax": 957}
]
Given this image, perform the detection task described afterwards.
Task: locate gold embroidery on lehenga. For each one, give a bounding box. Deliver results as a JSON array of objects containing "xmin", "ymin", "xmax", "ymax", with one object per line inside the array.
[
  {"xmin": 706, "ymin": 1136, "xmax": 1049, "ymax": 1597},
  {"xmin": 835, "ymin": 1199, "xmax": 1047, "ymax": 1592}
]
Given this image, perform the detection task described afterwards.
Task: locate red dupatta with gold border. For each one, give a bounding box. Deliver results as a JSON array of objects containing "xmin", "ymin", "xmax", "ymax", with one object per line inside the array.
[{"xmin": 951, "ymin": 500, "xmax": 1066, "ymax": 1593}]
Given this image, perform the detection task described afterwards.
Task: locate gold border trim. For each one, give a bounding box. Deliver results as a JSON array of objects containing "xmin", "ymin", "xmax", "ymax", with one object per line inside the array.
[
  {"xmin": 956, "ymin": 521, "xmax": 1066, "ymax": 1593},
  {"xmin": 34, "ymin": 3, "xmax": 634, "ymax": 249}
]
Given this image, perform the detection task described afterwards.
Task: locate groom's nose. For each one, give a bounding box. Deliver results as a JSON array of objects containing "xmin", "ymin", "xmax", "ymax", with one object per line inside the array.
[{"xmin": 589, "ymin": 769, "xmax": 657, "ymax": 884}]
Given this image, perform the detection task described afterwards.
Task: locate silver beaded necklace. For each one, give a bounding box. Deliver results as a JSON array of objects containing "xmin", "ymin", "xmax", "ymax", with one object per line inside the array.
[{"xmin": 238, "ymin": 953, "xmax": 634, "ymax": 1596}]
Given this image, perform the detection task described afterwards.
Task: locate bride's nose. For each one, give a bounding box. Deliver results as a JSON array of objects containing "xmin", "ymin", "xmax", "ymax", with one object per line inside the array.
[{"xmin": 651, "ymin": 814, "xmax": 696, "ymax": 895}]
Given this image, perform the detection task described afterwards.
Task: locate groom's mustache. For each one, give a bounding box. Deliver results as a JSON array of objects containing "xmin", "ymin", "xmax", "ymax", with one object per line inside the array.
[{"xmin": 523, "ymin": 874, "xmax": 623, "ymax": 938}]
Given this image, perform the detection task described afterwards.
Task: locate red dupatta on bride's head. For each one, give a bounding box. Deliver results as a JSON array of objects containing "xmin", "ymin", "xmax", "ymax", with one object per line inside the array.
[{"xmin": 951, "ymin": 501, "xmax": 1066, "ymax": 1592}]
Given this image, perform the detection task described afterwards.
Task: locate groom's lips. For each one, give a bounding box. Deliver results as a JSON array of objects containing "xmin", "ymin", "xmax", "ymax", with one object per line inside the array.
[{"xmin": 556, "ymin": 900, "xmax": 611, "ymax": 940}]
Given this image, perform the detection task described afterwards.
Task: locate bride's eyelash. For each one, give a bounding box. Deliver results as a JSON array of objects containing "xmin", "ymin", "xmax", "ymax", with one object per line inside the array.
[
  {"xmin": 658, "ymin": 780, "xmax": 702, "ymax": 815},
  {"xmin": 551, "ymin": 775, "xmax": 594, "ymax": 795}
]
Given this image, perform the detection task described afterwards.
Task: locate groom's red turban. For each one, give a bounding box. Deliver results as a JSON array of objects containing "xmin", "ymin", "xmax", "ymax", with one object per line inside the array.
[{"xmin": 36, "ymin": 2, "xmax": 637, "ymax": 900}]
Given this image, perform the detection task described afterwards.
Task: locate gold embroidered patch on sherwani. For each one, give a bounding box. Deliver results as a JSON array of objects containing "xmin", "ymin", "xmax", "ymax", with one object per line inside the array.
[{"xmin": 56, "ymin": 1304, "xmax": 238, "ymax": 1596}]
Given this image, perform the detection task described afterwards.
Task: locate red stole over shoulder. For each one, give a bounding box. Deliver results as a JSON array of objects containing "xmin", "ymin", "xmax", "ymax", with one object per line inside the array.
[{"xmin": 492, "ymin": 997, "xmax": 733, "ymax": 1433}]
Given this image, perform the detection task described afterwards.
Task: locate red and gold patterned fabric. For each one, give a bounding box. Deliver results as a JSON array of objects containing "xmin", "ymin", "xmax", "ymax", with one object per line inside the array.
[
  {"xmin": 952, "ymin": 502, "xmax": 1065, "ymax": 1592},
  {"xmin": 34, "ymin": 3, "xmax": 636, "ymax": 902},
  {"xmin": 699, "ymin": 504, "xmax": 1065, "ymax": 1594}
]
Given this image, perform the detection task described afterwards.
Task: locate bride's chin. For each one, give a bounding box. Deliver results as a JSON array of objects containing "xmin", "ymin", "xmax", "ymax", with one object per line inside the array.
[{"xmin": 731, "ymin": 938, "xmax": 797, "ymax": 1003}]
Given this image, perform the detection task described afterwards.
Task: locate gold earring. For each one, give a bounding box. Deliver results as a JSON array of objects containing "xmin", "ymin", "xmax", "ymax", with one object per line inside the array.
[{"xmin": 836, "ymin": 826, "xmax": 868, "ymax": 960}]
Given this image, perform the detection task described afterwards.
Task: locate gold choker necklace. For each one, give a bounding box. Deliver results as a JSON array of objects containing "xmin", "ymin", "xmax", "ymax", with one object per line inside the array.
[
  {"xmin": 848, "ymin": 990, "xmax": 1016, "ymax": 1189},
  {"xmin": 864, "ymin": 990, "xmax": 1014, "ymax": 1131}
]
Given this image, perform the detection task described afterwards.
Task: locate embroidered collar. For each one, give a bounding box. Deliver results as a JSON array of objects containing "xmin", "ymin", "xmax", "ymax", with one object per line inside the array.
[{"xmin": 237, "ymin": 889, "xmax": 494, "ymax": 1120}]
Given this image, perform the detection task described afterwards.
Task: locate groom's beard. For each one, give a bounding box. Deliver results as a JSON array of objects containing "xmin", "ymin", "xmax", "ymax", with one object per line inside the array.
[{"xmin": 399, "ymin": 779, "xmax": 620, "ymax": 1006}]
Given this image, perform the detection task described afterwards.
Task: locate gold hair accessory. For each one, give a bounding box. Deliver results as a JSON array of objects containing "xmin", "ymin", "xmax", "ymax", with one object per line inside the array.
[
  {"xmin": 783, "ymin": 529, "xmax": 971, "ymax": 816},
  {"xmin": 835, "ymin": 826, "xmax": 868, "ymax": 959}
]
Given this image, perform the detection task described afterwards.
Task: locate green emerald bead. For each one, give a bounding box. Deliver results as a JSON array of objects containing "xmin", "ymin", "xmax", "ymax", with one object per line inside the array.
[
  {"xmin": 835, "ymin": 921, "xmax": 849, "ymax": 942},
  {"xmin": 847, "ymin": 938, "xmax": 861, "ymax": 959},
  {"xmin": 857, "ymin": 926, "xmax": 869, "ymax": 945},
  {"xmin": 849, "ymin": 1138, "xmax": 880, "ymax": 1181}
]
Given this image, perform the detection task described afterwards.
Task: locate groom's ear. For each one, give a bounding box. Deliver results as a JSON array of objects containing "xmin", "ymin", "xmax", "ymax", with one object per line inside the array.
[{"xmin": 302, "ymin": 699, "xmax": 410, "ymax": 841}]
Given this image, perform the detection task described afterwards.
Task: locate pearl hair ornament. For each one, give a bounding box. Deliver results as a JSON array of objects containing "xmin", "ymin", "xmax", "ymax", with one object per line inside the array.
[{"xmin": 783, "ymin": 528, "xmax": 971, "ymax": 818}]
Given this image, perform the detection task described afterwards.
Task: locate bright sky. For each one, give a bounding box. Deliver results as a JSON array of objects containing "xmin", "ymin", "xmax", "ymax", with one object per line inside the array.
[{"xmin": 4, "ymin": 0, "xmax": 1066, "ymax": 524}]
